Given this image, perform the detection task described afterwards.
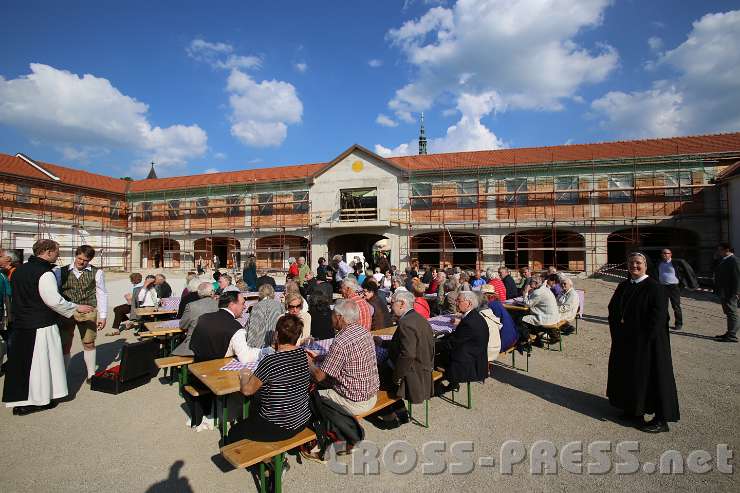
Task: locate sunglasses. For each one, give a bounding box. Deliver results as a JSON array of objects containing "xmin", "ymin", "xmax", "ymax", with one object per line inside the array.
[{"xmin": 288, "ymin": 304, "xmax": 302, "ymax": 309}]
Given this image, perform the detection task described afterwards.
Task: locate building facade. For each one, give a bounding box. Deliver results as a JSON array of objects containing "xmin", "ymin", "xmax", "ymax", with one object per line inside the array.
[{"xmin": 2, "ymin": 133, "xmax": 739, "ymax": 275}]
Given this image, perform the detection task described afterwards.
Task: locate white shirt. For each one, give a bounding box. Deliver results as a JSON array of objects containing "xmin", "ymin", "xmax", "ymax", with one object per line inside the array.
[
  {"xmin": 54, "ymin": 264, "xmax": 107, "ymax": 319},
  {"xmin": 631, "ymin": 274, "xmax": 649, "ymax": 284},
  {"xmin": 372, "ymin": 273, "xmax": 384, "ymax": 283},
  {"xmin": 138, "ymin": 287, "xmax": 159, "ymax": 307},
  {"xmin": 219, "ymin": 308, "xmax": 260, "ymax": 363},
  {"xmin": 39, "ymin": 272, "xmax": 78, "ymax": 319}
]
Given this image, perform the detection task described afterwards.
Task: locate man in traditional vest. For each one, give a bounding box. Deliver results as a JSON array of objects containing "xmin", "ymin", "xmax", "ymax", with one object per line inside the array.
[
  {"xmin": 2, "ymin": 239, "xmax": 93, "ymax": 415},
  {"xmin": 55, "ymin": 245, "xmax": 108, "ymax": 383}
]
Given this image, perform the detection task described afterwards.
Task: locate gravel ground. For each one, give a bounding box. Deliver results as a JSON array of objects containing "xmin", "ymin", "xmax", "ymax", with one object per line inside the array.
[{"xmin": 0, "ymin": 273, "xmax": 738, "ymax": 492}]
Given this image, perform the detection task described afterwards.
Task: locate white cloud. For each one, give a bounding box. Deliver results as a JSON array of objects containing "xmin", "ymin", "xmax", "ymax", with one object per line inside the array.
[
  {"xmin": 204, "ymin": 167, "xmax": 219, "ymax": 174},
  {"xmin": 368, "ymin": 59, "xmax": 383, "ymax": 68},
  {"xmin": 647, "ymin": 36, "xmax": 663, "ymax": 52},
  {"xmin": 188, "ymin": 38, "xmax": 304, "ymax": 148},
  {"xmin": 385, "ymin": 0, "xmax": 618, "ymax": 120},
  {"xmin": 227, "ymin": 69, "xmax": 303, "ymax": 147},
  {"xmin": 592, "ymin": 10, "xmax": 740, "ymax": 137},
  {"xmin": 0, "ymin": 63, "xmax": 207, "ymax": 170},
  {"xmin": 375, "ymin": 90, "xmax": 505, "ymax": 157},
  {"xmin": 213, "ymin": 152, "xmax": 227, "ymax": 160},
  {"xmin": 376, "ymin": 114, "xmax": 398, "ymax": 127},
  {"xmin": 186, "ymin": 38, "xmax": 261, "ymax": 70}
]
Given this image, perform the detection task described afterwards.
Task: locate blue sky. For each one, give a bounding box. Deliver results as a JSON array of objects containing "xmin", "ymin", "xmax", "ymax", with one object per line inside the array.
[{"xmin": 1, "ymin": 0, "xmax": 739, "ymax": 178}]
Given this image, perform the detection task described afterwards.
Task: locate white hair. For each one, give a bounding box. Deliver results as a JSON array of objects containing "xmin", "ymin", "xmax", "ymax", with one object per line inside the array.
[
  {"xmin": 457, "ymin": 290, "xmax": 478, "ymax": 305},
  {"xmin": 197, "ymin": 282, "xmax": 214, "ymax": 298},
  {"xmin": 561, "ymin": 277, "xmax": 574, "ymax": 289},
  {"xmin": 1, "ymin": 250, "xmax": 19, "ymax": 263},
  {"xmin": 188, "ymin": 278, "xmax": 201, "ymax": 292},
  {"xmin": 342, "ymin": 277, "xmax": 361, "ymax": 293},
  {"xmin": 391, "ymin": 290, "xmax": 415, "ymax": 308},
  {"xmin": 334, "ymin": 299, "xmax": 359, "ymax": 323}
]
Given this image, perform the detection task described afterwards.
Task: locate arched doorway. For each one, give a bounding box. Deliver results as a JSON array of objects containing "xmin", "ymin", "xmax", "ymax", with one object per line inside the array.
[
  {"xmin": 328, "ymin": 234, "xmax": 389, "ymax": 269},
  {"xmin": 502, "ymin": 229, "xmax": 585, "ymax": 271},
  {"xmin": 607, "ymin": 226, "xmax": 699, "ymax": 268},
  {"xmin": 410, "ymin": 231, "xmax": 481, "ymax": 270},
  {"xmin": 140, "ymin": 238, "xmax": 180, "ymax": 268},
  {"xmin": 255, "ymin": 235, "xmax": 309, "ymax": 270},
  {"xmin": 194, "ymin": 237, "xmax": 241, "ymax": 269}
]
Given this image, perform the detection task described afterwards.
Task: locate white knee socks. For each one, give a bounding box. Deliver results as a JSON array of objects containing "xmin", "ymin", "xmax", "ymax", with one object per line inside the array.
[{"xmin": 83, "ymin": 349, "xmax": 96, "ymax": 378}]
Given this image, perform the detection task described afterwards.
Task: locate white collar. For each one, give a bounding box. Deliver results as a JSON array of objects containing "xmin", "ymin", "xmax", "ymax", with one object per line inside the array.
[
  {"xmin": 723, "ymin": 253, "xmax": 734, "ymax": 260},
  {"xmin": 220, "ymin": 307, "xmax": 236, "ymax": 318},
  {"xmin": 69, "ymin": 263, "xmax": 92, "ymax": 272},
  {"xmin": 631, "ymin": 274, "xmax": 649, "ymax": 284}
]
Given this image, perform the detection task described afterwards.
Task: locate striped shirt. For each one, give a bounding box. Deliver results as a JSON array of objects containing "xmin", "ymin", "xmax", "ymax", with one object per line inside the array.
[
  {"xmin": 320, "ymin": 322, "xmax": 380, "ymax": 402},
  {"xmin": 254, "ymin": 348, "xmax": 311, "ymax": 431}
]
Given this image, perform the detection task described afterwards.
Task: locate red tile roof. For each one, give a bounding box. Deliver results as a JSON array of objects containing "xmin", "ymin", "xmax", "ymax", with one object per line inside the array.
[
  {"xmin": 0, "ymin": 153, "xmax": 128, "ymax": 194},
  {"xmin": 128, "ymin": 162, "xmax": 327, "ymax": 193},
  {"xmin": 2, "ymin": 132, "xmax": 739, "ymax": 194},
  {"xmin": 387, "ymin": 133, "xmax": 740, "ymax": 171}
]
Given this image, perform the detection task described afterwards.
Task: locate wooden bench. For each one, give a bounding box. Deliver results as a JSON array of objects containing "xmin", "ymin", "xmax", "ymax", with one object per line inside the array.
[
  {"xmin": 155, "ymin": 356, "xmax": 193, "ymax": 388},
  {"xmin": 539, "ymin": 320, "xmax": 568, "ymax": 352},
  {"xmin": 222, "ymin": 428, "xmax": 317, "ymax": 493},
  {"xmin": 221, "ymin": 371, "xmax": 446, "ymax": 492}
]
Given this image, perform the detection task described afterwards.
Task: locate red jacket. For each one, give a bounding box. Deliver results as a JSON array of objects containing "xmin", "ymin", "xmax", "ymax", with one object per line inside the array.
[{"xmin": 414, "ymin": 297, "xmax": 431, "ymax": 319}]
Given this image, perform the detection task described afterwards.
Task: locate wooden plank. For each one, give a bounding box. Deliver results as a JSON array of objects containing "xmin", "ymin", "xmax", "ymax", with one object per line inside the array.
[
  {"xmin": 155, "ymin": 356, "xmax": 194, "ymax": 369},
  {"xmin": 189, "ymin": 358, "xmax": 240, "ymax": 396},
  {"xmin": 373, "ymin": 326, "xmax": 397, "ymax": 336},
  {"xmin": 503, "ymin": 304, "xmax": 529, "ymax": 313},
  {"xmin": 221, "ymin": 428, "xmax": 318, "ymax": 469},
  {"xmin": 135, "ymin": 307, "xmax": 177, "ymax": 317}
]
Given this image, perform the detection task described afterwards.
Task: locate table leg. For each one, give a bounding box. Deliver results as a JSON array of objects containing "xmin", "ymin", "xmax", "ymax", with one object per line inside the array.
[
  {"xmin": 259, "ymin": 462, "xmax": 266, "ymax": 493},
  {"xmin": 274, "ymin": 453, "xmax": 284, "ymax": 493}
]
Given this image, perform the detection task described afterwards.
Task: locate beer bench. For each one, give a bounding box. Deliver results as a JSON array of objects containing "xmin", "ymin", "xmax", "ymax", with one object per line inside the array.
[
  {"xmin": 539, "ymin": 320, "xmax": 568, "ymax": 352},
  {"xmin": 221, "ymin": 370, "xmax": 445, "ymax": 493},
  {"xmin": 154, "ymin": 355, "xmax": 193, "ymax": 388}
]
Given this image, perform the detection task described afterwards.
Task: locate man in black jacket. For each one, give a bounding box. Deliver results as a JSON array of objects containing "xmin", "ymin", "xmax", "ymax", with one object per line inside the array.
[
  {"xmin": 714, "ymin": 243, "xmax": 740, "ymax": 343},
  {"xmin": 154, "ymin": 274, "xmax": 172, "ymax": 298},
  {"xmin": 655, "ymin": 249, "xmax": 699, "ymax": 331},
  {"xmin": 498, "ymin": 266, "xmax": 519, "ymax": 300},
  {"xmin": 255, "ymin": 270, "xmax": 277, "ymax": 291},
  {"xmin": 436, "ymin": 290, "xmax": 489, "ymax": 393}
]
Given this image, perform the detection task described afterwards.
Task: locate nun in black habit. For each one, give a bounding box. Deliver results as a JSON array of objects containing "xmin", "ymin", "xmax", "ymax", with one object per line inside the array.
[{"xmin": 607, "ymin": 252, "xmax": 680, "ymax": 433}]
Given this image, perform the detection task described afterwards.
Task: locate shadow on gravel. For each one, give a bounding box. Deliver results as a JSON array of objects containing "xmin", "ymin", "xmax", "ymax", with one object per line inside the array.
[
  {"xmin": 492, "ymin": 366, "xmax": 617, "ymax": 423},
  {"xmin": 669, "ymin": 330, "xmax": 720, "ymax": 341},
  {"xmin": 145, "ymin": 460, "xmax": 194, "ymax": 492},
  {"xmin": 580, "ymin": 315, "xmax": 609, "ymax": 325}
]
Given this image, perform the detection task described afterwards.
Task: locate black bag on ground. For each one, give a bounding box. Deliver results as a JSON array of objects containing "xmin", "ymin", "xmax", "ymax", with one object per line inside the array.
[
  {"xmin": 90, "ymin": 339, "xmax": 158, "ymax": 394},
  {"xmin": 308, "ymin": 390, "xmax": 365, "ymax": 459}
]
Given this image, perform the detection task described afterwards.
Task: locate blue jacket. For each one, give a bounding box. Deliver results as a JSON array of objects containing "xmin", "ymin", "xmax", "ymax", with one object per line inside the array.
[{"xmin": 488, "ymin": 300, "xmax": 518, "ymax": 351}]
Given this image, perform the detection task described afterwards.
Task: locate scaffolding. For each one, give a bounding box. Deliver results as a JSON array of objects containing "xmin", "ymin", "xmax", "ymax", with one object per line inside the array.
[{"xmin": 393, "ymin": 145, "xmax": 739, "ymax": 274}]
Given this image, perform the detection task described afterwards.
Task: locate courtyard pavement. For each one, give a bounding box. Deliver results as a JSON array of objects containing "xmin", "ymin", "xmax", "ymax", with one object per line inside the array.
[{"xmin": 0, "ymin": 274, "xmax": 737, "ymax": 492}]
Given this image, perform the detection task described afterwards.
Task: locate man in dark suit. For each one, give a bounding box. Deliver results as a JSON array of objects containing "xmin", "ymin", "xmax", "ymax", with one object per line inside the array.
[
  {"xmin": 498, "ymin": 266, "xmax": 519, "ymax": 300},
  {"xmin": 436, "ymin": 290, "xmax": 489, "ymax": 393},
  {"xmin": 154, "ymin": 274, "xmax": 172, "ymax": 298},
  {"xmin": 713, "ymin": 243, "xmax": 740, "ymax": 343},
  {"xmin": 374, "ymin": 290, "xmax": 435, "ymax": 427},
  {"xmin": 186, "ymin": 291, "xmax": 259, "ymax": 430},
  {"xmin": 255, "ymin": 270, "xmax": 276, "ymax": 291}
]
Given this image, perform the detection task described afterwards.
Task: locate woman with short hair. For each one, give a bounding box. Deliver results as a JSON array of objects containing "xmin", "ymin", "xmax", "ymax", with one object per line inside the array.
[
  {"xmin": 308, "ymin": 293, "xmax": 334, "ymax": 340},
  {"xmin": 362, "ymin": 278, "xmax": 391, "ymax": 330},
  {"xmin": 227, "ymin": 314, "xmax": 312, "ymax": 443},
  {"xmin": 285, "ymin": 292, "xmax": 311, "ymax": 344}
]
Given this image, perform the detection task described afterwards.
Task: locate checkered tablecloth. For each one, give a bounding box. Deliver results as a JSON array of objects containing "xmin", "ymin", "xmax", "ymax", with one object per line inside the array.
[
  {"xmin": 157, "ymin": 319, "xmax": 181, "ymax": 329},
  {"xmin": 159, "ymin": 297, "xmax": 180, "ymax": 311},
  {"xmin": 428, "ymin": 314, "xmax": 456, "ymax": 335},
  {"xmin": 219, "ymin": 359, "xmax": 258, "ymax": 371}
]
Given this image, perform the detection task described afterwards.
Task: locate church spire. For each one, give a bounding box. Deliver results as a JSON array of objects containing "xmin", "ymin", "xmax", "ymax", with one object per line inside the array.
[
  {"xmin": 146, "ymin": 161, "xmax": 158, "ymax": 179},
  {"xmin": 418, "ymin": 112, "xmax": 427, "ymax": 155}
]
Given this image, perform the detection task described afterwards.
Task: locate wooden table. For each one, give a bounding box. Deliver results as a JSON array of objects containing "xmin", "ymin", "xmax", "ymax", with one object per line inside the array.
[
  {"xmin": 503, "ymin": 303, "xmax": 529, "ymax": 313},
  {"xmin": 135, "ymin": 307, "xmax": 178, "ymax": 317},
  {"xmin": 140, "ymin": 322, "xmax": 183, "ymax": 354},
  {"xmin": 373, "ymin": 326, "xmax": 397, "ymax": 336},
  {"xmin": 189, "ymin": 358, "xmax": 246, "ymax": 436}
]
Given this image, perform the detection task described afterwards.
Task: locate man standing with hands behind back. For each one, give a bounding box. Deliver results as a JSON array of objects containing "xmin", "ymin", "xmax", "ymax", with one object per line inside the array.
[
  {"xmin": 2, "ymin": 239, "xmax": 93, "ymax": 415},
  {"xmin": 714, "ymin": 243, "xmax": 740, "ymax": 343},
  {"xmin": 656, "ymin": 248, "xmax": 698, "ymax": 331},
  {"xmin": 55, "ymin": 245, "xmax": 107, "ymax": 383}
]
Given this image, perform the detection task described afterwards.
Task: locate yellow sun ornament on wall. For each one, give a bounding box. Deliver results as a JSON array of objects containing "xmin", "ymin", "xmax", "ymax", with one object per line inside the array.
[{"xmin": 351, "ymin": 160, "xmax": 364, "ymax": 172}]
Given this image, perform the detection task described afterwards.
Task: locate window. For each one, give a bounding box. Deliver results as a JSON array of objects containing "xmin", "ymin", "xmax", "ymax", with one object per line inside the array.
[
  {"xmin": 109, "ymin": 199, "xmax": 121, "ymax": 219},
  {"xmin": 458, "ymin": 181, "xmax": 478, "ymax": 207},
  {"xmin": 340, "ymin": 188, "xmax": 377, "ymax": 220},
  {"xmin": 141, "ymin": 201, "xmax": 152, "ymax": 221},
  {"xmin": 555, "ymin": 176, "xmax": 579, "ymax": 204},
  {"xmin": 226, "ymin": 196, "xmax": 241, "ymax": 217},
  {"xmin": 293, "ymin": 191, "xmax": 309, "ymax": 213},
  {"xmin": 74, "ymin": 193, "xmax": 85, "ymax": 216},
  {"xmin": 411, "ymin": 183, "xmax": 432, "ymax": 210},
  {"xmin": 505, "ymin": 178, "xmax": 527, "ymax": 205},
  {"xmin": 168, "ymin": 199, "xmax": 180, "ymax": 219},
  {"xmin": 195, "ymin": 198, "xmax": 208, "ymax": 217},
  {"xmin": 258, "ymin": 193, "xmax": 273, "ymax": 216},
  {"xmin": 608, "ymin": 174, "xmax": 633, "ymax": 203},
  {"xmin": 665, "ymin": 171, "xmax": 692, "ymax": 198},
  {"xmin": 16, "ymin": 184, "xmax": 31, "ymax": 204}
]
